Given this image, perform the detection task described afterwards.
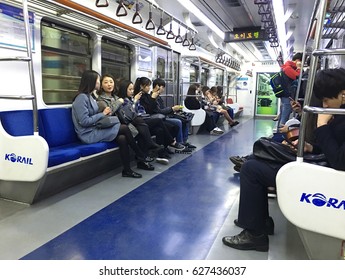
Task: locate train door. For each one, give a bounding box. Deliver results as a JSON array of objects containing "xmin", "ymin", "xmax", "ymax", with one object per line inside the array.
[
  {"xmin": 155, "ymin": 48, "xmax": 180, "ymax": 107},
  {"xmin": 255, "ymin": 72, "xmax": 278, "ymax": 117}
]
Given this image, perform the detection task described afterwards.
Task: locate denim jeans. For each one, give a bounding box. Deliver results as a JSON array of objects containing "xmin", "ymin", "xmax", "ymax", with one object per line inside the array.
[
  {"xmin": 165, "ymin": 117, "xmax": 189, "ymax": 143},
  {"xmin": 278, "ymin": 97, "xmax": 292, "ymax": 126}
]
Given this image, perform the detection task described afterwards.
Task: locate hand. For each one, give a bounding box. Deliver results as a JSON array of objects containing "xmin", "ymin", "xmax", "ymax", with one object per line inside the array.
[
  {"xmin": 290, "ymin": 100, "xmax": 302, "ymax": 113},
  {"xmin": 172, "ymin": 105, "xmax": 181, "ymax": 111},
  {"xmin": 291, "ymin": 139, "xmax": 314, "ymax": 153},
  {"xmin": 134, "ymin": 92, "xmax": 142, "ymax": 102},
  {"xmin": 103, "ymin": 107, "xmax": 111, "ymax": 115},
  {"xmin": 151, "ymin": 91, "xmax": 159, "ymax": 99},
  {"xmin": 317, "ymin": 114, "xmax": 332, "ymax": 127}
]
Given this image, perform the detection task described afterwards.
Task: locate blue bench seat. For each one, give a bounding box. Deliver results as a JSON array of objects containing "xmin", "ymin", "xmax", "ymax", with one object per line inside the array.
[{"xmin": 0, "ymin": 108, "xmax": 119, "ymax": 168}]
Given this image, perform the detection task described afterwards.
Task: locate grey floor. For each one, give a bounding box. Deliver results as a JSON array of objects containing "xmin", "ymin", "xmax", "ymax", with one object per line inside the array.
[{"xmin": 0, "ymin": 117, "xmax": 310, "ymax": 260}]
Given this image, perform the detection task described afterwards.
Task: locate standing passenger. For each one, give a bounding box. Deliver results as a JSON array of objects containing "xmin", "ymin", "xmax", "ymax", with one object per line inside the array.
[{"xmin": 278, "ymin": 52, "xmax": 302, "ymax": 126}]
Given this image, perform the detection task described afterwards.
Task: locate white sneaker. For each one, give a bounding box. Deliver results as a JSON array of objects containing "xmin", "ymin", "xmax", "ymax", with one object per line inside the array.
[
  {"xmin": 156, "ymin": 157, "xmax": 169, "ymax": 165},
  {"xmin": 210, "ymin": 129, "xmax": 221, "ymax": 135},
  {"xmin": 214, "ymin": 127, "xmax": 224, "ymax": 133}
]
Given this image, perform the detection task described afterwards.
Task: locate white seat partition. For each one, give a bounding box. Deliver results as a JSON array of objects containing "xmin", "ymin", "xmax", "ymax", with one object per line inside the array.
[
  {"xmin": 276, "ymin": 161, "xmax": 345, "ymax": 259},
  {"xmin": 0, "ymin": 121, "xmax": 49, "ymax": 182},
  {"xmin": 183, "ymin": 106, "xmax": 206, "ymax": 134}
]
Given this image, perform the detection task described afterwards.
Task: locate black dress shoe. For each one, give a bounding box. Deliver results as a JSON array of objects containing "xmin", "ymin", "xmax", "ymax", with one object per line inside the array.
[
  {"xmin": 222, "ymin": 229, "xmax": 269, "ymax": 252},
  {"xmin": 230, "ymin": 121, "xmax": 240, "ymax": 127},
  {"xmin": 229, "ymin": 156, "xmax": 246, "ymax": 166},
  {"xmin": 122, "ymin": 170, "xmax": 142, "ymax": 178},
  {"xmin": 234, "ymin": 216, "xmax": 274, "ymax": 235},
  {"xmin": 137, "ymin": 161, "xmax": 154, "ymax": 171}
]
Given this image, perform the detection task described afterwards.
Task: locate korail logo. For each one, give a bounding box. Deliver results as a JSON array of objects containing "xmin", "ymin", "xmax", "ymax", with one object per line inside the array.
[
  {"xmin": 300, "ymin": 193, "xmax": 345, "ymax": 210},
  {"xmin": 4, "ymin": 153, "xmax": 33, "ymax": 165}
]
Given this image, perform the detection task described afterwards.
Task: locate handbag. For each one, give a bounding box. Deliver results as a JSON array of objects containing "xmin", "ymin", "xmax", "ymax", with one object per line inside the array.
[
  {"xmin": 117, "ymin": 104, "xmax": 137, "ymax": 125},
  {"xmin": 96, "ymin": 116, "xmax": 120, "ymax": 128},
  {"xmin": 253, "ymin": 137, "xmax": 328, "ymax": 165},
  {"xmin": 169, "ymin": 111, "xmax": 194, "ymax": 123}
]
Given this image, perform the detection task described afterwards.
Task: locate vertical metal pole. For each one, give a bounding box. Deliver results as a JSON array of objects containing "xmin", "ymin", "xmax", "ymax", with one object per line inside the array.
[
  {"xmin": 22, "ymin": 0, "xmax": 39, "ymax": 134},
  {"xmin": 297, "ymin": 0, "xmax": 328, "ymax": 159}
]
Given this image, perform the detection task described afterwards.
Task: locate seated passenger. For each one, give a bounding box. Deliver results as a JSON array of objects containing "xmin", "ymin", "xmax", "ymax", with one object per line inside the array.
[
  {"xmin": 205, "ymin": 87, "xmax": 239, "ymax": 127},
  {"xmin": 97, "ymin": 74, "xmax": 159, "ymax": 171},
  {"xmin": 150, "ymin": 78, "xmax": 196, "ymax": 152},
  {"xmin": 133, "ymin": 77, "xmax": 185, "ymax": 153},
  {"xmin": 72, "ymin": 70, "xmax": 151, "ymax": 178},
  {"xmin": 184, "ymin": 84, "xmax": 224, "ymax": 135},
  {"xmin": 222, "ymin": 68, "xmax": 345, "ymax": 252}
]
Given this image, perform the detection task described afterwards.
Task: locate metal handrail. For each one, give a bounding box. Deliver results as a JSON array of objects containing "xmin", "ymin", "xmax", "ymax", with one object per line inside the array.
[
  {"xmin": 0, "ymin": 0, "xmax": 39, "ymax": 134},
  {"xmin": 304, "ymin": 106, "xmax": 345, "ymax": 115},
  {"xmin": 297, "ymin": 0, "xmax": 328, "ymax": 159},
  {"xmin": 0, "ymin": 95, "xmax": 35, "ymax": 100}
]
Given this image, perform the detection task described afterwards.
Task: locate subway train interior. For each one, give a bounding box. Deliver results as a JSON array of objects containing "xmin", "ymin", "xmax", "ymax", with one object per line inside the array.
[{"xmin": 0, "ymin": 0, "xmax": 345, "ymax": 268}]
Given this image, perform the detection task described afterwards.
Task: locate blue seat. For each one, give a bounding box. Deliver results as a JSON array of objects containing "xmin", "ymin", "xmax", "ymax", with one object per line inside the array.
[
  {"xmin": 0, "ymin": 110, "xmax": 36, "ymax": 136},
  {"xmin": 39, "ymin": 108, "xmax": 117, "ymax": 167},
  {"xmin": 0, "ymin": 109, "xmax": 119, "ymax": 168}
]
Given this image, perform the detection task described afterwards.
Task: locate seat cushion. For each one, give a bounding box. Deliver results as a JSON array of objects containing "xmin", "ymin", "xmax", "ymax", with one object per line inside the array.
[
  {"xmin": 39, "ymin": 108, "xmax": 79, "ymax": 148},
  {"xmin": 63, "ymin": 142, "xmax": 109, "ymax": 157},
  {"xmin": 48, "ymin": 148, "xmax": 81, "ymax": 167}
]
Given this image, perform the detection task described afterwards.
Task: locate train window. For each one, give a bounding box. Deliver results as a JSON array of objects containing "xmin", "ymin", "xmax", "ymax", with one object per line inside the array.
[
  {"xmin": 156, "ymin": 56, "xmax": 166, "ymax": 79},
  {"xmin": 101, "ymin": 38, "xmax": 131, "ymax": 80},
  {"xmin": 201, "ymin": 68, "xmax": 209, "ymax": 86},
  {"xmin": 41, "ymin": 21, "xmax": 92, "ymax": 104}
]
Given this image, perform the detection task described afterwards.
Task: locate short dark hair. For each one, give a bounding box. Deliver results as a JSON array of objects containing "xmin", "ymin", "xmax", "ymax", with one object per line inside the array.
[
  {"xmin": 292, "ymin": 52, "xmax": 303, "ymax": 61},
  {"xmin": 153, "ymin": 78, "xmax": 165, "ymax": 88},
  {"xmin": 314, "ymin": 68, "xmax": 345, "ymax": 100}
]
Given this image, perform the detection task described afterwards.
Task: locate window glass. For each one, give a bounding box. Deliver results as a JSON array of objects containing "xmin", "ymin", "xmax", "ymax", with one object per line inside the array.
[
  {"xmin": 41, "ymin": 21, "xmax": 91, "ymax": 104},
  {"xmin": 101, "ymin": 39, "xmax": 131, "ymax": 80}
]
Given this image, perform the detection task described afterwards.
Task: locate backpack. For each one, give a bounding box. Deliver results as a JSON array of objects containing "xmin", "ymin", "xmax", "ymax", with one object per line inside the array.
[
  {"xmin": 270, "ymin": 71, "xmax": 288, "ymax": 97},
  {"xmin": 270, "ymin": 71, "xmax": 295, "ymax": 98}
]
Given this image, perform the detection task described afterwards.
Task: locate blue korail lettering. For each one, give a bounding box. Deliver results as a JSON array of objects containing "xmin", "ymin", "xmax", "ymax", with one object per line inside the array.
[
  {"xmin": 336, "ymin": 200, "xmax": 345, "ymax": 210},
  {"xmin": 300, "ymin": 193, "xmax": 311, "ymax": 203},
  {"xmin": 5, "ymin": 154, "xmax": 10, "ymax": 160},
  {"xmin": 327, "ymin": 198, "xmax": 338, "ymax": 208}
]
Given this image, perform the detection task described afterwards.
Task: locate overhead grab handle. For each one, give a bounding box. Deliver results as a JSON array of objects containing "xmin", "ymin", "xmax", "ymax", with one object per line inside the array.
[
  {"xmin": 156, "ymin": 10, "xmax": 166, "ymax": 35},
  {"xmin": 182, "ymin": 31, "xmax": 190, "ymax": 46},
  {"xmin": 132, "ymin": 0, "xmax": 142, "ymax": 24},
  {"xmin": 166, "ymin": 17, "xmax": 175, "ymax": 39},
  {"xmin": 189, "ymin": 36, "xmax": 196, "ymax": 51},
  {"xmin": 145, "ymin": 4, "xmax": 155, "ymax": 30},
  {"xmin": 116, "ymin": 0, "xmax": 127, "ymax": 17},
  {"xmin": 175, "ymin": 25, "xmax": 183, "ymax": 43},
  {"xmin": 95, "ymin": 0, "xmax": 109, "ymax": 7}
]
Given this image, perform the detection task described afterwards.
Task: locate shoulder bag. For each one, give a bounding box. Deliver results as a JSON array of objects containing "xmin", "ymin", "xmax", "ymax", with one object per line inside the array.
[
  {"xmin": 96, "ymin": 115, "xmax": 120, "ymax": 128},
  {"xmin": 253, "ymin": 137, "xmax": 328, "ymax": 166}
]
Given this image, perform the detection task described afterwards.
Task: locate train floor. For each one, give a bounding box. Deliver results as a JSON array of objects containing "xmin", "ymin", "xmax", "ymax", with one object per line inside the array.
[{"xmin": 0, "ymin": 117, "xmax": 309, "ymax": 260}]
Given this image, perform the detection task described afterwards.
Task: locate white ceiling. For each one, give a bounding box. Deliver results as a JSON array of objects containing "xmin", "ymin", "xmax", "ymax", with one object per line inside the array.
[{"xmin": 152, "ymin": 0, "xmax": 316, "ymax": 62}]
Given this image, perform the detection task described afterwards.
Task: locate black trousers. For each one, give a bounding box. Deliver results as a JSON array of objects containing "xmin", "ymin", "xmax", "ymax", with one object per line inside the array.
[
  {"xmin": 132, "ymin": 117, "xmax": 155, "ymax": 154},
  {"xmin": 144, "ymin": 118, "xmax": 174, "ymax": 146},
  {"xmin": 237, "ymin": 155, "xmax": 283, "ymax": 233}
]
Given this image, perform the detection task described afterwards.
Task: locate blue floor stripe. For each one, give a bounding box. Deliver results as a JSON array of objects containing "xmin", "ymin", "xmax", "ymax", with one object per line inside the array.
[{"xmin": 22, "ymin": 119, "xmax": 274, "ymax": 260}]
